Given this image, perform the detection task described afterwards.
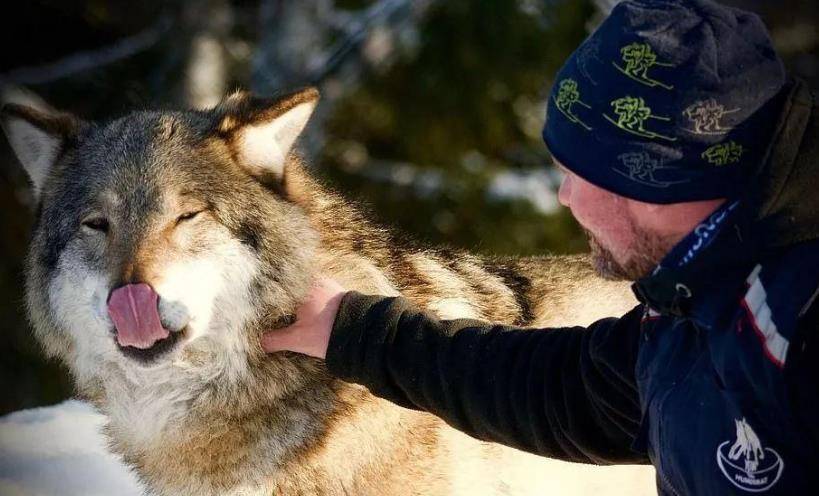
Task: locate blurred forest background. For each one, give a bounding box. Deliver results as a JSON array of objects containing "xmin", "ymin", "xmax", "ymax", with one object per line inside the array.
[{"xmin": 1, "ymin": 0, "xmax": 817, "ymax": 415}]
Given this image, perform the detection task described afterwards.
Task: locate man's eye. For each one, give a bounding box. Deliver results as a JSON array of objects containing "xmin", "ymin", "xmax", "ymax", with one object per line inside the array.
[
  {"xmin": 176, "ymin": 210, "xmax": 203, "ymax": 224},
  {"xmin": 81, "ymin": 217, "xmax": 110, "ymax": 233}
]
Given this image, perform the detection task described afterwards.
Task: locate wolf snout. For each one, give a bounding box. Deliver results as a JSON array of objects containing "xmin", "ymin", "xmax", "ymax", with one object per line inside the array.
[
  {"xmin": 107, "ymin": 282, "xmax": 189, "ymax": 356},
  {"xmin": 107, "ymin": 283, "xmax": 170, "ymax": 349}
]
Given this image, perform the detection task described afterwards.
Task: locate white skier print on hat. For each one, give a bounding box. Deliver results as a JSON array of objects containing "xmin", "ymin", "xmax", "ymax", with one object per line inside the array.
[
  {"xmin": 613, "ymin": 151, "xmax": 689, "ymax": 188},
  {"xmin": 683, "ymin": 99, "xmax": 740, "ymax": 135},
  {"xmin": 717, "ymin": 418, "xmax": 784, "ymax": 492}
]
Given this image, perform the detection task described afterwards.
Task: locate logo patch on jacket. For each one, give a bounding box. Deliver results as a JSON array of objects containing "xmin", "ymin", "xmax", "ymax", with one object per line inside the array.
[{"xmin": 717, "ymin": 418, "xmax": 784, "ymax": 492}]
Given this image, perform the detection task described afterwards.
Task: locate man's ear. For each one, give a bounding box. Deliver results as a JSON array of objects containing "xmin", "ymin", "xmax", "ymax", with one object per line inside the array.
[
  {"xmin": 0, "ymin": 104, "xmax": 82, "ymax": 199},
  {"xmin": 214, "ymin": 87, "xmax": 319, "ymax": 180}
]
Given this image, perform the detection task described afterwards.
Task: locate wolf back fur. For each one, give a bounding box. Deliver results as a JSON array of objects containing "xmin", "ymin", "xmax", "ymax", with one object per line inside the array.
[{"xmin": 1, "ymin": 88, "xmax": 656, "ymax": 495}]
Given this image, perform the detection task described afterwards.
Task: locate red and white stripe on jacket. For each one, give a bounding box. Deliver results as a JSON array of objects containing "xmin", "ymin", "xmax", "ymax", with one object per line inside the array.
[{"xmin": 741, "ymin": 264, "xmax": 789, "ymax": 368}]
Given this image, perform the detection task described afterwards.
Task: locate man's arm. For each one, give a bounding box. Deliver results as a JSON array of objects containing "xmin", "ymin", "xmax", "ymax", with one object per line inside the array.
[{"xmin": 324, "ymin": 291, "xmax": 648, "ymax": 465}]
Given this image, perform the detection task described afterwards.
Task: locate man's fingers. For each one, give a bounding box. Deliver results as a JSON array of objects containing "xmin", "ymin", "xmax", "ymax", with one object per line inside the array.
[{"xmin": 260, "ymin": 277, "xmax": 345, "ymax": 358}]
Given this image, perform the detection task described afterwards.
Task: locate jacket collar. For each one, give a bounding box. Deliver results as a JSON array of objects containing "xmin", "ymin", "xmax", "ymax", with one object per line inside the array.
[{"xmin": 632, "ymin": 200, "xmax": 754, "ymax": 325}]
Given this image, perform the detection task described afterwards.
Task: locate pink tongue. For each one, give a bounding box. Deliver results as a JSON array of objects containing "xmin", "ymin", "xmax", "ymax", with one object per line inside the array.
[{"xmin": 107, "ymin": 283, "xmax": 169, "ymax": 349}]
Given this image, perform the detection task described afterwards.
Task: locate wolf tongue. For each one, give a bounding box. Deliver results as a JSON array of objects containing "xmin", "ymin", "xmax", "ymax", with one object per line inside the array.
[{"xmin": 107, "ymin": 283, "xmax": 169, "ymax": 349}]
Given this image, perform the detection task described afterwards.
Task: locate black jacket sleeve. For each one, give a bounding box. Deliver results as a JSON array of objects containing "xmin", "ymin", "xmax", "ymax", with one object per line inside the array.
[{"xmin": 325, "ymin": 291, "xmax": 649, "ymax": 465}]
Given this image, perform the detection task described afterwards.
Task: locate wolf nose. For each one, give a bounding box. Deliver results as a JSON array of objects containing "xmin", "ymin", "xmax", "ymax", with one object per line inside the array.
[{"xmin": 107, "ymin": 283, "xmax": 170, "ymax": 349}]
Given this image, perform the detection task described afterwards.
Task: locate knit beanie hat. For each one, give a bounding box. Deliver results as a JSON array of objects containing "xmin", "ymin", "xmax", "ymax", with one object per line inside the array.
[{"xmin": 542, "ymin": 0, "xmax": 787, "ymax": 204}]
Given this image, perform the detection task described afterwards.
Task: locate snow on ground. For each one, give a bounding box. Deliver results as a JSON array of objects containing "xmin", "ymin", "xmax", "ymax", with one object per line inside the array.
[{"xmin": 0, "ymin": 400, "xmax": 144, "ymax": 496}]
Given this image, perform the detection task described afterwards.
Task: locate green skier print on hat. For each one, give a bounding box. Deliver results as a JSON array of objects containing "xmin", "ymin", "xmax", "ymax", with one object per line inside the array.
[
  {"xmin": 702, "ymin": 141, "xmax": 745, "ymax": 166},
  {"xmin": 553, "ymin": 79, "xmax": 593, "ymax": 131},
  {"xmin": 613, "ymin": 42, "xmax": 675, "ymax": 90},
  {"xmin": 603, "ymin": 96, "xmax": 677, "ymax": 142}
]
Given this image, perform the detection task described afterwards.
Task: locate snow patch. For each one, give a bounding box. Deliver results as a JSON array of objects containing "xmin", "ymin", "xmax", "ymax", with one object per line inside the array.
[{"xmin": 0, "ymin": 400, "xmax": 144, "ymax": 496}]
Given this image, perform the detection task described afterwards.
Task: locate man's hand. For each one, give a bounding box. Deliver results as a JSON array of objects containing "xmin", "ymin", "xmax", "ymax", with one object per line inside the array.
[{"xmin": 261, "ymin": 278, "xmax": 347, "ymax": 359}]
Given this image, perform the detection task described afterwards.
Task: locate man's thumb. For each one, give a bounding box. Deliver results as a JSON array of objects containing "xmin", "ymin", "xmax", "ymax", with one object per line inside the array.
[{"xmin": 261, "ymin": 330, "xmax": 291, "ymax": 353}]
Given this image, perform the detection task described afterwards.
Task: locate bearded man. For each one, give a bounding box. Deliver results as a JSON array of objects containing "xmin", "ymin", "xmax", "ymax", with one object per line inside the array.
[{"xmin": 263, "ymin": 1, "xmax": 819, "ymax": 494}]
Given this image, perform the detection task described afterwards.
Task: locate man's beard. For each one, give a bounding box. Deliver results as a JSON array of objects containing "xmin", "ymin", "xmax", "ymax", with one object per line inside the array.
[{"xmin": 585, "ymin": 227, "xmax": 676, "ymax": 281}]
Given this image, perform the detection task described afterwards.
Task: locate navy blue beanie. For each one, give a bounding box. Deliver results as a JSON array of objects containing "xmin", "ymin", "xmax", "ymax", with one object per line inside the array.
[{"xmin": 542, "ymin": 0, "xmax": 787, "ymax": 204}]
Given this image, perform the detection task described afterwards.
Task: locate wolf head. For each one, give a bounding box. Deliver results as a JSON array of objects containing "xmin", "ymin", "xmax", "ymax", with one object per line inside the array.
[{"xmin": 1, "ymin": 89, "xmax": 323, "ymax": 419}]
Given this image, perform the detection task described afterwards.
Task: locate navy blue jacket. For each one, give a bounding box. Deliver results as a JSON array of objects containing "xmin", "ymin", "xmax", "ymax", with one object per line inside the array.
[{"xmin": 325, "ymin": 80, "xmax": 819, "ymax": 495}]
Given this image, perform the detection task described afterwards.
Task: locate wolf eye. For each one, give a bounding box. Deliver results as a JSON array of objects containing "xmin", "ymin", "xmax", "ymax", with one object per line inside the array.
[
  {"xmin": 176, "ymin": 210, "xmax": 203, "ymax": 224},
  {"xmin": 82, "ymin": 217, "xmax": 109, "ymax": 233}
]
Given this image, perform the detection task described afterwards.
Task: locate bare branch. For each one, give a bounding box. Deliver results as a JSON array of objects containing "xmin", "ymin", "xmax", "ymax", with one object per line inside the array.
[
  {"xmin": 252, "ymin": 0, "xmax": 436, "ymax": 92},
  {"xmin": 307, "ymin": 0, "xmax": 415, "ymax": 84},
  {"xmin": 250, "ymin": 0, "xmax": 437, "ymax": 162},
  {"xmin": 0, "ymin": 16, "xmax": 173, "ymax": 86}
]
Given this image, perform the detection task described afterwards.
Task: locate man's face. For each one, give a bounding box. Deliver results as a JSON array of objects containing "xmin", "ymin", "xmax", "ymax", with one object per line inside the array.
[{"xmin": 556, "ymin": 165, "xmax": 677, "ymax": 280}]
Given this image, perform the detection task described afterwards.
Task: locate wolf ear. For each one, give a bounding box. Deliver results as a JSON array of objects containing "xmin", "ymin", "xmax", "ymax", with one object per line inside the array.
[
  {"xmin": 1, "ymin": 104, "xmax": 82, "ymax": 198},
  {"xmin": 215, "ymin": 87, "xmax": 319, "ymax": 179}
]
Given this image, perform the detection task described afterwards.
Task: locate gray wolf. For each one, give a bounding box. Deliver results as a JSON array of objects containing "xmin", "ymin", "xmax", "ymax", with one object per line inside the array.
[{"xmin": 1, "ymin": 88, "xmax": 655, "ymax": 495}]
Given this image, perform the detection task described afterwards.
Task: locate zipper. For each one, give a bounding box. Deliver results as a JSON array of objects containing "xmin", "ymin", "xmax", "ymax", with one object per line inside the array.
[
  {"xmin": 652, "ymin": 327, "xmax": 707, "ymax": 496},
  {"xmin": 653, "ymin": 383, "xmax": 683, "ymax": 496}
]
